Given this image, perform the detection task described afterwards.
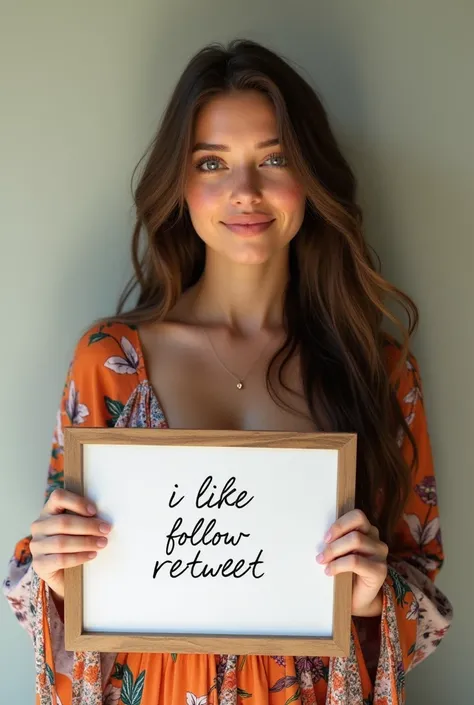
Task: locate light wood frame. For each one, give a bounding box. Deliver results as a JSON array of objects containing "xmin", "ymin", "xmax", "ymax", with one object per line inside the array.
[{"xmin": 64, "ymin": 428, "xmax": 356, "ymax": 656}]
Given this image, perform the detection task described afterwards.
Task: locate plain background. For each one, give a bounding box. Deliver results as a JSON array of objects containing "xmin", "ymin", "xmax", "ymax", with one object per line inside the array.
[{"xmin": 1, "ymin": 2, "xmax": 472, "ymax": 702}]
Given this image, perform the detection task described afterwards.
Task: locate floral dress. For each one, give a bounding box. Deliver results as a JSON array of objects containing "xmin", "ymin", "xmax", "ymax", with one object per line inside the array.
[{"xmin": 3, "ymin": 321, "xmax": 453, "ymax": 705}]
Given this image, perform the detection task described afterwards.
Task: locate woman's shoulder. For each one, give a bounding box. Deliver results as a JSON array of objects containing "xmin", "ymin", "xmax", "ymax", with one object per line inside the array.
[
  {"xmin": 381, "ymin": 332, "xmax": 422, "ymax": 401},
  {"xmin": 72, "ymin": 319, "xmax": 142, "ymax": 367},
  {"xmin": 68, "ymin": 319, "xmax": 145, "ymax": 393},
  {"xmin": 60, "ymin": 319, "xmax": 146, "ymax": 428}
]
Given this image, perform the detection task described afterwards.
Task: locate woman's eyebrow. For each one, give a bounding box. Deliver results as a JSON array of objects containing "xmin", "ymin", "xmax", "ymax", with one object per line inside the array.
[{"xmin": 191, "ymin": 137, "xmax": 280, "ymax": 153}]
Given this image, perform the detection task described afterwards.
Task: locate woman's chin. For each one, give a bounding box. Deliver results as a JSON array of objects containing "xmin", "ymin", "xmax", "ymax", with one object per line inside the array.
[
  {"xmin": 226, "ymin": 249, "xmax": 279, "ymax": 266},
  {"xmin": 215, "ymin": 240, "xmax": 289, "ymax": 266}
]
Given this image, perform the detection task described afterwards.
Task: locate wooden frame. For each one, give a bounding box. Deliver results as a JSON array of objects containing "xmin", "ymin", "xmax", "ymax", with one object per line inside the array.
[{"xmin": 64, "ymin": 428, "xmax": 356, "ymax": 656}]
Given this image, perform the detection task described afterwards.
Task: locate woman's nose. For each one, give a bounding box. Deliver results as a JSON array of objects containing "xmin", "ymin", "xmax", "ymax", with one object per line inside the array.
[{"xmin": 229, "ymin": 168, "xmax": 263, "ymax": 206}]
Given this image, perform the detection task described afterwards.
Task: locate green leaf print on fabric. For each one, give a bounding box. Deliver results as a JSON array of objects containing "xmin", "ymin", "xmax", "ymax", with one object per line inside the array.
[
  {"xmin": 397, "ymin": 663, "xmax": 405, "ymax": 691},
  {"xmin": 388, "ymin": 565, "xmax": 413, "ymax": 607},
  {"xmin": 45, "ymin": 663, "xmax": 55, "ymax": 686},
  {"xmin": 47, "ymin": 470, "xmax": 63, "ymax": 484},
  {"xmin": 45, "ymin": 470, "xmax": 64, "ymax": 502},
  {"xmin": 237, "ymin": 687, "xmax": 252, "ymax": 699},
  {"xmin": 105, "ymin": 396, "xmax": 125, "ymax": 426},
  {"xmin": 283, "ymin": 687, "xmax": 301, "ymax": 705},
  {"xmin": 104, "ymin": 321, "xmax": 137, "ymax": 331},
  {"xmin": 89, "ymin": 332, "xmax": 110, "ymax": 345},
  {"xmin": 120, "ymin": 665, "xmax": 146, "ymax": 705},
  {"xmin": 238, "ymin": 655, "xmax": 247, "ymax": 671},
  {"xmin": 113, "ymin": 662, "xmax": 125, "ymax": 680}
]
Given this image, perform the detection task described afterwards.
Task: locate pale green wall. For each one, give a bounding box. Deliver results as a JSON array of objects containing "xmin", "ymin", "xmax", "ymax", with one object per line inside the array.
[{"xmin": 1, "ymin": 2, "xmax": 472, "ymax": 702}]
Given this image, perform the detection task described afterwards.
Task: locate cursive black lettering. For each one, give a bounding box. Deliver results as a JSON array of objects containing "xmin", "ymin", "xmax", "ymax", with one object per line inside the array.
[
  {"xmin": 153, "ymin": 559, "xmax": 172, "ymax": 578},
  {"xmin": 167, "ymin": 516, "xmax": 250, "ymax": 554},
  {"xmin": 169, "ymin": 558, "xmax": 186, "ymax": 578},
  {"xmin": 153, "ymin": 549, "xmax": 265, "ymax": 580},
  {"xmin": 196, "ymin": 476, "xmax": 254, "ymax": 510},
  {"xmin": 188, "ymin": 549, "xmax": 204, "ymax": 577},
  {"xmin": 220, "ymin": 557, "xmax": 237, "ymax": 577},
  {"xmin": 248, "ymin": 548, "xmax": 265, "ymax": 578},
  {"xmin": 228, "ymin": 557, "xmax": 246, "ymax": 577},
  {"xmin": 195, "ymin": 476, "xmax": 214, "ymax": 509},
  {"xmin": 165, "ymin": 517, "xmax": 184, "ymax": 556},
  {"xmin": 169, "ymin": 484, "xmax": 185, "ymax": 509}
]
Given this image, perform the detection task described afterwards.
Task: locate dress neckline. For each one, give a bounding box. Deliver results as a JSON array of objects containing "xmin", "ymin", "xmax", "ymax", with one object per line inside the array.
[{"xmin": 132, "ymin": 323, "xmax": 170, "ymax": 429}]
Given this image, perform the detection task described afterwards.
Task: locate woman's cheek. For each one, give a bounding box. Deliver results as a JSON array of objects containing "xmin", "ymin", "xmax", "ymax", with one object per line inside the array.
[
  {"xmin": 185, "ymin": 182, "xmax": 204, "ymax": 212},
  {"xmin": 269, "ymin": 179, "xmax": 306, "ymax": 214},
  {"xmin": 186, "ymin": 181, "xmax": 223, "ymax": 218}
]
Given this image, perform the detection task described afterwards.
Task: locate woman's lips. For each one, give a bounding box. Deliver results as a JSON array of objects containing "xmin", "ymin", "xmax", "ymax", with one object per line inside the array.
[{"xmin": 222, "ymin": 219, "xmax": 275, "ymax": 235}]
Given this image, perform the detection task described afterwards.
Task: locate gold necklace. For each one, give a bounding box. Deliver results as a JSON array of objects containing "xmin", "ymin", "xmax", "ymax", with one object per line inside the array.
[{"xmin": 203, "ymin": 327, "xmax": 275, "ymax": 390}]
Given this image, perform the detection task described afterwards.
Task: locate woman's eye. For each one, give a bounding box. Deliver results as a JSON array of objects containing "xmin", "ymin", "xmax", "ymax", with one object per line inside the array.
[
  {"xmin": 194, "ymin": 153, "xmax": 288, "ymax": 172},
  {"xmin": 263, "ymin": 153, "xmax": 288, "ymax": 168},
  {"xmin": 195, "ymin": 157, "xmax": 224, "ymax": 172}
]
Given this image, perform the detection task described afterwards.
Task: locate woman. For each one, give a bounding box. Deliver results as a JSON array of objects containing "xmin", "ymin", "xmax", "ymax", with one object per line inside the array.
[{"xmin": 3, "ymin": 39, "xmax": 452, "ymax": 705}]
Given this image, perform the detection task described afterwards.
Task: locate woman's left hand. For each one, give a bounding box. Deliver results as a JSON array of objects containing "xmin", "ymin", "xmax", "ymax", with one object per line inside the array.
[{"xmin": 316, "ymin": 509, "xmax": 389, "ymax": 617}]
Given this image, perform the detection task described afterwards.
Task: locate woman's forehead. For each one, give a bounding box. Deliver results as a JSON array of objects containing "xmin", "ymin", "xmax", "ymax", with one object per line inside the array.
[{"xmin": 192, "ymin": 91, "xmax": 278, "ymax": 145}]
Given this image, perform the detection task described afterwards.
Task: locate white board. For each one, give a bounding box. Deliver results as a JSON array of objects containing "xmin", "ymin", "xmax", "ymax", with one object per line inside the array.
[{"xmin": 82, "ymin": 444, "xmax": 338, "ymax": 638}]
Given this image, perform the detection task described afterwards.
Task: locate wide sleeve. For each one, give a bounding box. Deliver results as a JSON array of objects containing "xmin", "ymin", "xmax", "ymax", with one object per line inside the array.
[
  {"xmin": 326, "ymin": 350, "xmax": 453, "ymax": 705},
  {"xmin": 1, "ymin": 355, "xmax": 80, "ymax": 641},
  {"xmin": 371, "ymin": 351, "xmax": 452, "ymax": 702},
  {"xmin": 2, "ymin": 322, "xmax": 140, "ymax": 704},
  {"xmin": 385, "ymin": 353, "xmax": 453, "ymax": 665}
]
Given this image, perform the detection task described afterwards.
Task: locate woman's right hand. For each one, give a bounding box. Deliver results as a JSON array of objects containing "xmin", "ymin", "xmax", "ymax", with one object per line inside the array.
[{"xmin": 30, "ymin": 488, "xmax": 112, "ymax": 601}]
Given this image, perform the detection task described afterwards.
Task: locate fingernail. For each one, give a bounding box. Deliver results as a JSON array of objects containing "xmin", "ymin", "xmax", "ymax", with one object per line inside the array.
[
  {"xmin": 316, "ymin": 553, "xmax": 325, "ymax": 564},
  {"xmin": 325, "ymin": 566, "xmax": 331, "ymax": 575},
  {"xmin": 99, "ymin": 523, "xmax": 111, "ymax": 533},
  {"xmin": 96, "ymin": 537, "xmax": 108, "ymax": 547},
  {"xmin": 324, "ymin": 531, "xmax": 332, "ymax": 543},
  {"xmin": 87, "ymin": 504, "xmax": 96, "ymax": 515}
]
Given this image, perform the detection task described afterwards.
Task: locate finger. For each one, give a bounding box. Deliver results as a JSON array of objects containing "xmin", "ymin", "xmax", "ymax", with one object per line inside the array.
[
  {"xmin": 40, "ymin": 488, "xmax": 96, "ymax": 519},
  {"xmin": 30, "ymin": 534, "xmax": 108, "ymax": 557},
  {"xmin": 369, "ymin": 524, "xmax": 380, "ymax": 540},
  {"xmin": 34, "ymin": 551, "xmax": 98, "ymax": 572},
  {"xmin": 317, "ymin": 531, "xmax": 388, "ymax": 565},
  {"xmin": 31, "ymin": 514, "xmax": 111, "ymax": 539},
  {"xmin": 324, "ymin": 554, "xmax": 388, "ymax": 581},
  {"xmin": 325, "ymin": 509, "xmax": 371, "ymax": 543}
]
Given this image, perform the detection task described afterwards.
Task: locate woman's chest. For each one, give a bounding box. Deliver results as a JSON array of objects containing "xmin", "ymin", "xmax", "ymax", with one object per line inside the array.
[{"xmin": 139, "ymin": 327, "xmax": 315, "ymax": 432}]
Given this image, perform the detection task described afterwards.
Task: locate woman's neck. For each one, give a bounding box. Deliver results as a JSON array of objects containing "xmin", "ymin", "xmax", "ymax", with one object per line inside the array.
[{"xmin": 190, "ymin": 252, "xmax": 289, "ymax": 335}]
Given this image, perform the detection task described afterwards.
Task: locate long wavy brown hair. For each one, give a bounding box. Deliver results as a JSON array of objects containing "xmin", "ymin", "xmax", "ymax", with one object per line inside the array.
[{"xmin": 101, "ymin": 39, "xmax": 419, "ymax": 545}]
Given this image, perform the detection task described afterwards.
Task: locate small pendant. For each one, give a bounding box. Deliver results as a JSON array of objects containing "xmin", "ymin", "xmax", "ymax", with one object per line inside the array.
[{"xmin": 236, "ymin": 382, "xmax": 243, "ymax": 390}]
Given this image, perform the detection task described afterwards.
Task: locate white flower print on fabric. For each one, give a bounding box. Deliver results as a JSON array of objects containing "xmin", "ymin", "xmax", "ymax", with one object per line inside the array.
[
  {"xmin": 104, "ymin": 336, "xmax": 139, "ymax": 374},
  {"xmin": 403, "ymin": 514, "xmax": 440, "ymax": 546},
  {"xmin": 65, "ymin": 380, "xmax": 89, "ymax": 424},
  {"xmin": 53, "ymin": 409, "xmax": 64, "ymax": 448},
  {"xmin": 186, "ymin": 693, "xmax": 208, "ymax": 705}
]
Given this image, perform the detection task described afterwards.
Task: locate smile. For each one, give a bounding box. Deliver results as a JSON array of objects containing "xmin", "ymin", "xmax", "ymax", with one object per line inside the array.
[{"xmin": 221, "ymin": 220, "xmax": 275, "ymax": 235}]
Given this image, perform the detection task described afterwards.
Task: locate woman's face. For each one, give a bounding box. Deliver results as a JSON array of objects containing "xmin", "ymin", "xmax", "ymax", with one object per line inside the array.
[{"xmin": 184, "ymin": 90, "xmax": 306, "ymax": 265}]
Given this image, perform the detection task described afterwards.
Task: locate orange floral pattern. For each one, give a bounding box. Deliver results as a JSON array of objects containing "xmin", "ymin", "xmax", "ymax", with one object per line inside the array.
[
  {"xmin": 73, "ymin": 662, "xmax": 85, "ymax": 681},
  {"xmin": 3, "ymin": 322, "xmax": 452, "ymax": 705},
  {"xmin": 85, "ymin": 666, "xmax": 100, "ymax": 685}
]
